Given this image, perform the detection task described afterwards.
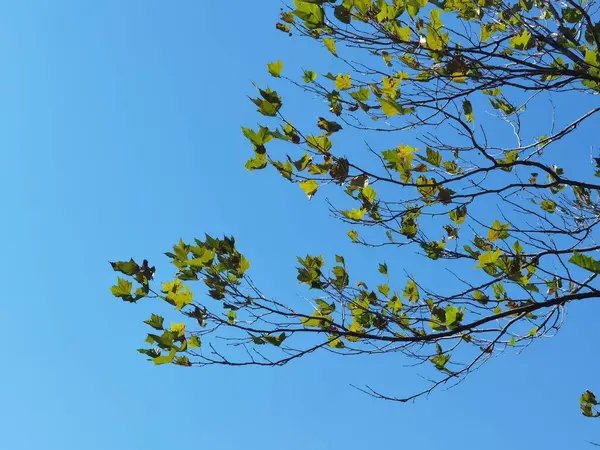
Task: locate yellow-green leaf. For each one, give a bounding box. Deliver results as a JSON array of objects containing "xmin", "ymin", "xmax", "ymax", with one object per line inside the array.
[
  {"xmin": 476, "ymin": 249, "xmax": 502, "ymax": 268},
  {"xmin": 541, "ymin": 200, "xmax": 556, "ymax": 213},
  {"xmin": 188, "ymin": 335, "xmax": 201, "ymax": 349},
  {"xmin": 342, "ymin": 208, "xmax": 367, "ymax": 221},
  {"xmin": 488, "ymin": 219, "xmax": 509, "ymax": 242},
  {"xmin": 152, "ymin": 348, "xmax": 176, "ymax": 365},
  {"xmin": 303, "ymin": 70, "xmax": 317, "ymax": 83},
  {"xmin": 323, "ymin": 37, "xmax": 337, "ymax": 56},
  {"xmin": 299, "ymin": 180, "xmax": 319, "ymax": 199},
  {"xmin": 378, "ymin": 98, "xmax": 414, "ymax": 116},
  {"xmin": 267, "ymin": 59, "xmax": 283, "ymax": 77},
  {"xmin": 111, "ymin": 277, "xmax": 133, "ymax": 299}
]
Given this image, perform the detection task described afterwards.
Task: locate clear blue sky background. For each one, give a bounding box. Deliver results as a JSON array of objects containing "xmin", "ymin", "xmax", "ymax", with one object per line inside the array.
[{"xmin": 1, "ymin": 1, "xmax": 599, "ymax": 448}]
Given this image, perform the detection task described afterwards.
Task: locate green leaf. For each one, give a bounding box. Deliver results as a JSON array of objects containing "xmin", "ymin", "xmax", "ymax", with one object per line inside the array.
[
  {"xmin": 489, "ymin": 98, "xmax": 515, "ymax": 115},
  {"xmin": 152, "ymin": 348, "xmax": 176, "ymax": 365},
  {"xmin": 110, "ymin": 259, "xmax": 139, "ymax": 276},
  {"xmin": 403, "ymin": 279, "xmax": 419, "ymax": 302},
  {"xmin": 426, "ymin": 9, "xmax": 449, "ymax": 53},
  {"xmin": 138, "ymin": 348, "xmax": 161, "ymax": 359},
  {"xmin": 378, "ymin": 263, "xmax": 388, "ymax": 275},
  {"xmin": 378, "ymin": 283, "xmax": 390, "ymax": 297},
  {"xmin": 245, "ymin": 152, "xmax": 267, "ymax": 171},
  {"xmin": 317, "ymin": 117, "xmax": 343, "ymax": 134},
  {"xmin": 323, "ymin": 37, "xmax": 337, "ymax": 56},
  {"xmin": 272, "ymin": 159, "xmax": 294, "ymax": 181},
  {"xmin": 334, "ymin": 4, "xmax": 351, "ymax": 23},
  {"xmin": 301, "ymin": 312, "xmax": 332, "ymax": 328},
  {"xmin": 264, "ymin": 332, "xmax": 287, "ymax": 347},
  {"xmin": 187, "ymin": 248, "xmax": 215, "ymax": 268},
  {"xmin": 569, "ymin": 252, "xmax": 600, "ymax": 273},
  {"xmin": 350, "ymin": 87, "xmax": 371, "ymax": 102},
  {"xmin": 227, "ymin": 310, "xmax": 237, "ymax": 325},
  {"xmin": 332, "ymin": 265, "xmax": 349, "ymax": 289},
  {"xmin": 473, "ymin": 290, "xmax": 488, "ymax": 304},
  {"xmin": 306, "ymin": 134, "xmax": 332, "ymax": 153},
  {"xmin": 303, "ymin": 70, "xmax": 317, "ymax": 83},
  {"xmin": 294, "ymin": 1, "xmax": 325, "ymax": 28},
  {"xmin": 418, "ymin": 147, "xmax": 442, "ymax": 167},
  {"xmin": 445, "ymin": 305, "xmax": 464, "ymax": 329},
  {"xmin": 174, "ymin": 356, "xmax": 192, "ymax": 367},
  {"xmin": 581, "ymin": 390, "xmax": 600, "ymax": 417},
  {"xmin": 267, "ymin": 60, "xmax": 283, "ymax": 77},
  {"xmin": 250, "ymin": 88, "xmax": 282, "ymax": 117},
  {"xmin": 148, "ymin": 331, "xmax": 174, "ymax": 350},
  {"xmin": 348, "ymin": 230, "xmax": 359, "ymax": 242},
  {"xmin": 430, "ymin": 344, "xmax": 451, "ymax": 371},
  {"xmin": 541, "ymin": 200, "xmax": 556, "ymax": 213},
  {"xmin": 242, "ymin": 126, "xmax": 272, "ymax": 147},
  {"xmin": 462, "ymin": 100, "xmax": 474, "ymax": 123},
  {"xmin": 299, "ymin": 180, "xmax": 319, "ymax": 199},
  {"xmin": 316, "ymin": 299, "xmax": 336, "ymax": 315},
  {"xmin": 510, "ymin": 29, "xmax": 532, "ymax": 50},
  {"xmin": 449, "ymin": 205, "xmax": 467, "ymax": 225},
  {"xmin": 144, "ymin": 314, "xmax": 164, "ymax": 330},
  {"xmin": 291, "ymin": 153, "xmax": 312, "ymax": 171},
  {"xmin": 238, "ymin": 255, "xmax": 251, "ymax": 275},
  {"xmin": 482, "ymin": 87, "xmax": 502, "ymax": 96},
  {"xmin": 392, "ymin": 23, "xmax": 411, "ymax": 41}
]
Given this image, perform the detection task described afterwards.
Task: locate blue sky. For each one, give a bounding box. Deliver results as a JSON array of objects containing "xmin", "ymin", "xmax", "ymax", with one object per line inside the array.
[{"xmin": 0, "ymin": 1, "xmax": 599, "ymax": 448}]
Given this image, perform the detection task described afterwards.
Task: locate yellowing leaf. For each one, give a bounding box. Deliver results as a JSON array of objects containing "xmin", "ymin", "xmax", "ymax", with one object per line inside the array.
[
  {"xmin": 170, "ymin": 322, "xmax": 186, "ymax": 338},
  {"xmin": 382, "ymin": 76, "xmax": 399, "ymax": 99},
  {"xmin": 335, "ymin": 73, "xmax": 352, "ymax": 90}
]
